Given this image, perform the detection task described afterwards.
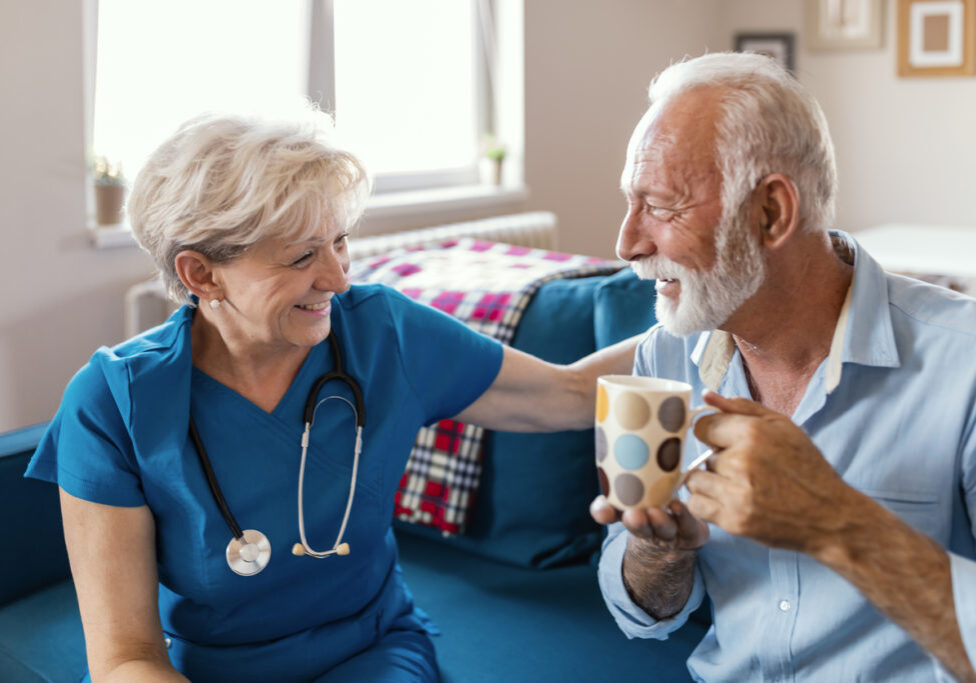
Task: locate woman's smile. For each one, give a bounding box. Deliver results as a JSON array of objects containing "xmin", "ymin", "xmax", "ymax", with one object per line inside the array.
[{"xmin": 295, "ymin": 300, "xmax": 332, "ymax": 317}]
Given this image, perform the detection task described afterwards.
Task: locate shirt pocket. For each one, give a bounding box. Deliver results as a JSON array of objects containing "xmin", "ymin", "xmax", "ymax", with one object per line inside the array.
[{"xmin": 856, "ymin": 487, "xmax": 944, "ymax": 539}]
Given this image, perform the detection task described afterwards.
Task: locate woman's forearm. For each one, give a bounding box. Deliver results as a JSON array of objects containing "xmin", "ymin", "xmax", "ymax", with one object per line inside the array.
[{"xmin": 99, "ymin": 658, "xmax": 190, "ymax": 683}]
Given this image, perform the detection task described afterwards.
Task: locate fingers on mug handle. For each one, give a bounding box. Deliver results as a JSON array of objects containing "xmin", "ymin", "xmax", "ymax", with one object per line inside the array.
[
  {"xmin": 677, "ymin": 448, "xmax": 715, "ymax": 489},
  {"xmin": 687, "ymin": 405, "xmax": 717, "ymax": 426}
]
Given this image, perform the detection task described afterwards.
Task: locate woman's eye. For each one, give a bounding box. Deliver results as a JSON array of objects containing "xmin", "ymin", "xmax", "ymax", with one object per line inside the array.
[
  {"xmin": 291, "ymin": 250, "xmax": 314, "ymax": 266},
  {"xmin": 334, "ymin": 233, "xmax": 349, "ymax": 249}
]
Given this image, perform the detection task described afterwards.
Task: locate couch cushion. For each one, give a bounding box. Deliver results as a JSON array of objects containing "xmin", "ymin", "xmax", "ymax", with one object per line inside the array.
[
  {"xmin": 396, "ymin": 269, "xmax": 656, "ymax": 567},
  {"xmin": 0, "ymin": 579, "xmax": 86, "ymax": 682},
  {"xmin": 0, "ymin": 424, "xmax": 72, "ymax": 607},
  {"xmin": 396, "ymin": 529, "xmax": 701, "ymax": 682}
]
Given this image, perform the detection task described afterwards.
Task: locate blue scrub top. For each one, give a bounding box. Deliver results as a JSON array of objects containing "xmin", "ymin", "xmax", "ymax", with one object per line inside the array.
[{"xmin": 27, "ymin": 284, "xmax": 503, "ymax": 681}]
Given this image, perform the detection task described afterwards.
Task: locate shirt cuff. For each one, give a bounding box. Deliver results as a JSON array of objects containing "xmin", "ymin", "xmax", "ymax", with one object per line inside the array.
[
  {"xmin": 950, "ymin": 550, "xmax": 976, "ymax": 673},
  {"xmin": 597, "ymin": 522, "xmax": 705, "ymax": 640}
]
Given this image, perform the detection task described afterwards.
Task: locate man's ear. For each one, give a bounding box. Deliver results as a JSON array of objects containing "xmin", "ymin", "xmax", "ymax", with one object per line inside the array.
[
  {"xmin": 750, "ymin": 173, "xmax": 799, "ymax": 249},
  {"xmin": 174, "ymin": 250, "xmax": 221, "ymax": 302}
]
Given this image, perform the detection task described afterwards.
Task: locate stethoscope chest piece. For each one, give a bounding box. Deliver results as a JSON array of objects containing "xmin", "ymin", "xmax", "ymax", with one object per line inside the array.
[{"xmin": 226, "ymin": 529, "xmax": 271, "ymax": 576}]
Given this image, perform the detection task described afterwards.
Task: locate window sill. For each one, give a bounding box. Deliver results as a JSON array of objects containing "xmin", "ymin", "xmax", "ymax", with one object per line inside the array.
[{"xmin": 90, "ymin": 183, "xmax": 529, "ymax": 249}]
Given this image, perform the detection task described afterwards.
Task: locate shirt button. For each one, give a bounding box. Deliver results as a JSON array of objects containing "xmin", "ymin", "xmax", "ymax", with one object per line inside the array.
[{"xmin": 778, "ymin": 600, "xmax": 791, "ymax": 612}]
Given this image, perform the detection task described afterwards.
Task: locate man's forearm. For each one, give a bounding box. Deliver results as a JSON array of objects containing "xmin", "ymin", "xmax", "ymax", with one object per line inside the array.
[
  {"xmin": 814, "ymin": 490, "xmax": 974, "ymax": 682},
  {"xmin": 622, "ymin": 535, "xmax": 697, "ymax": 620}
]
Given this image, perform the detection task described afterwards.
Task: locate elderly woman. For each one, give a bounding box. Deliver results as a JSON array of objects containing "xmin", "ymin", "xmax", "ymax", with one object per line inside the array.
[{"xmin": 26, "ymin": 112, "xmax": 635, "ymax": 682}]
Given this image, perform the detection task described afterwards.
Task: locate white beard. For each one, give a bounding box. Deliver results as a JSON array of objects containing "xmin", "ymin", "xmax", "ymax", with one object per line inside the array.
[{"xmin": 631, "ymin": 211, "xmax": 766, "ymax": 337}]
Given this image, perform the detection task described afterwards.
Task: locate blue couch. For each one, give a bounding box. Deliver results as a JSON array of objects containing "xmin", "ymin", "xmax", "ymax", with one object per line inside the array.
[{"xmin": 0, "ymin": 269, "xmax": 710, "ymax": 682}]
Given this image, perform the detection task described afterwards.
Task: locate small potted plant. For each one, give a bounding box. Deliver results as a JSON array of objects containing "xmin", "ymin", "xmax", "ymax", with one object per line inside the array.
[
  {"xmin": 92, "ymin": 155, "xmax": 126, "ymax": 226},
  {"xmin": 481, "ymin": 134, "xmax": 507, "ymax": 186}
]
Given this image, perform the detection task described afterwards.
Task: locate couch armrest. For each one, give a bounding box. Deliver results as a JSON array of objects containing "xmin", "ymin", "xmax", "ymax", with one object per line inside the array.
[{"xmin": 0, "ymin": 423, "xmax": 72, "ymax": 606}]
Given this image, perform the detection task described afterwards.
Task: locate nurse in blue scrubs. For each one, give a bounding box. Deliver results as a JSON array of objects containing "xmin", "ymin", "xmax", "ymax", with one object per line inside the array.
[{"xmin": 26, "ymin": 111, "xmax": 637, "ymax": 682}]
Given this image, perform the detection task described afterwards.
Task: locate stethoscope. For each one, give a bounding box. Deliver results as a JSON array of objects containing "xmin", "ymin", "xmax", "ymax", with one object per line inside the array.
[{"xmin": 187, "ymin": 332, "xmax": 366, "ymax": 576}]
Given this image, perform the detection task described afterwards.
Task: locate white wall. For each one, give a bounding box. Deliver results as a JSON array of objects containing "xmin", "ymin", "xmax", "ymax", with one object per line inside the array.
[{"xmin": 2, "ymin": 0, "xmax": 974, "ymax": 432}]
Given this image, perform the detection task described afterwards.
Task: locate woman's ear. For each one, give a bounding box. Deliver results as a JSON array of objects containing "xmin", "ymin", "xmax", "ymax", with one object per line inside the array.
[
  {"xmin": 174, "ymin": 250, "xmax": 221, "ymax": 302},
  {"xmin": 750, "ymin": 173, "xmax": 800, "ymax": 249}
]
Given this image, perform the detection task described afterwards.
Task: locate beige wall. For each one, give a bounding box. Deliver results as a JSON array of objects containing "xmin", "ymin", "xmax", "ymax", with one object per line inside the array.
[
  {"xmin": 716, "ymin": 0, "xmax": 976, "ymax": 234},
  {"xmin": 522, "ymin": 0, "xmax": 723, "ymax": 258},
  {"xmin": 0, "ymin": 0, "xmax": 160, "ymax": 433},
  {"xmin": 2, "ymin": 0, "xmax": 975, "ymax": 431}
]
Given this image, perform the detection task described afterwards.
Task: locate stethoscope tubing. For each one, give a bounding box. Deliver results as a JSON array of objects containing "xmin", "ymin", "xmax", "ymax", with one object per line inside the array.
[
  {"xmin": 304, "ymin": 334, "xmax": 366, "ymax": 427},
  {"xmin": 188, "ymin": 331, "xmax": 366, "ymax": 575},
  {"xmin": 188, "ymin": 416, "xmax": 244, "ymax": 541}
]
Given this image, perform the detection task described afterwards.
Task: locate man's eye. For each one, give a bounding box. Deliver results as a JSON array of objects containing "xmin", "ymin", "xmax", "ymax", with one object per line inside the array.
[{"xmin": 646, "ymin": 205, "xmax": 676, "ymax": 221}]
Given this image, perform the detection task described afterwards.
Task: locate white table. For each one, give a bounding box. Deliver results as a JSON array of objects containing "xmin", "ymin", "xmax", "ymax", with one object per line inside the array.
[{"xmin": 853, "ymin": 223, "xmax": 976, "ymax": 293}]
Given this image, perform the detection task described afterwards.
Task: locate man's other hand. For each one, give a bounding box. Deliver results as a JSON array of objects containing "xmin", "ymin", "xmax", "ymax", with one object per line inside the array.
[{"xmin": 590, "ymin": 496, "xmax": 709, "ymax": 552}]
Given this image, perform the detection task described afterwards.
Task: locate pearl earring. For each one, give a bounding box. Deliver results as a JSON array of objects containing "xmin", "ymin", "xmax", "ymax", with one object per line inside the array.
[{"xmin": 209, "ymin": 298, "xmax": 221, "ymax": 310}]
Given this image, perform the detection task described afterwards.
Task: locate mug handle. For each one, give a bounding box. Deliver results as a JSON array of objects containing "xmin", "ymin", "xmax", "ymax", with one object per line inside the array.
[{"xmin": 674, "ymin": 406, "xmax": 718, "ymax": 489}]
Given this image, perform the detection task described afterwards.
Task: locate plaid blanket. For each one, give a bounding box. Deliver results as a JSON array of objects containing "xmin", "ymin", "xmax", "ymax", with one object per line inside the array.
[{"xmin": 349, "ymin": 238, "xmax": 621, "ymax": 535}]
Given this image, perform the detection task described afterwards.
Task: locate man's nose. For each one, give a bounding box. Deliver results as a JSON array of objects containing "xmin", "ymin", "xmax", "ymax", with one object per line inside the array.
[{"xmin": 616, "ymin": 209, "xmax": 656, "ymax": 262}]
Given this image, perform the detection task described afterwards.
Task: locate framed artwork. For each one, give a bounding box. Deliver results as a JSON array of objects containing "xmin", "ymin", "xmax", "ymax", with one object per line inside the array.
[
  {"xmin": 898, "ymin": 0, "xmax": 976, "ymax": 76},
  {"xmin": 806, "ymin": 0, "xmax": 884, "ymax": 49},
  {"xmin": 735, "ymin": 32, "xmax": 796, "ymax": 73}
]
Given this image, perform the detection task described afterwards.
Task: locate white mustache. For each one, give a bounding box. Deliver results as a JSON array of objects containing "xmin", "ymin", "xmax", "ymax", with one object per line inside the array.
[{"xmin": 630, "ymin": 257, "xmax": 692, "ymax": 282}]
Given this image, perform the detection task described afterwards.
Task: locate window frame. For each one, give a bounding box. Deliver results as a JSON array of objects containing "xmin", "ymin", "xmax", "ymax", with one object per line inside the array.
[
  {"xmin": 309, "ymin": 0, "xmax": 491, "ymax": 194},
  {"xmin": 85, "ymin": 0, "xmax": 525, "ymax": 244}
]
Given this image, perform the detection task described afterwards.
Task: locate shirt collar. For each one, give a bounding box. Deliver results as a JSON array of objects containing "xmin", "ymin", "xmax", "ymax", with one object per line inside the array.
[{"xmin": 694, "ymin": 230, "xmax": 900, "ymax": 393}]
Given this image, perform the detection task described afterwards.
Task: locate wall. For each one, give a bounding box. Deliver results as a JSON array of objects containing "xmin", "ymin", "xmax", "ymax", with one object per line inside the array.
[
  {"xmin": 2, "ymin": 0, "xmax": 975, "ymax": 431},
  {"xmin": 522, "ymin": 0, "xmax": 723, "ymax": 259},
  {"xmin": 715, "ymin": 0, "xmax": 976, "ymax": 234},
  {"xmin": 0, "ymin": 1, "xmax": 160, "ymax": 433}
]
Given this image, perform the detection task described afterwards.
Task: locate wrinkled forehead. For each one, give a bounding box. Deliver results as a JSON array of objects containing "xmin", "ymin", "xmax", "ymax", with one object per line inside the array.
[
  {"xmin": 621, "ymin": 91, "xmax": 723, "ymax": 186},
  {"xmin": 625, "ymin": 106, "xmax": 663, "ymax": 160}
]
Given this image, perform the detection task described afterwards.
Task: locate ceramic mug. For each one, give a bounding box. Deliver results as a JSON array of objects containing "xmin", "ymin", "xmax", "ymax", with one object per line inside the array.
[{"xmin": 595, "ymin": 375, "xmax": 712, "ymax": 510}]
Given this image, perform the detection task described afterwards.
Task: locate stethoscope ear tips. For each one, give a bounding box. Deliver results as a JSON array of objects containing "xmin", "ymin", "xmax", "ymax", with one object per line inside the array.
[{"xmin": 291, "ymin": 541, "xmax": 350, "ymax": 556}]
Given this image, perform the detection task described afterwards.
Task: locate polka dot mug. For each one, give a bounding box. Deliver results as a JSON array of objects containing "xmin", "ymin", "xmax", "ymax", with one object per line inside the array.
[{"xmin": 595, "ymin": 375, "xmax": 711, "ymax": 510}]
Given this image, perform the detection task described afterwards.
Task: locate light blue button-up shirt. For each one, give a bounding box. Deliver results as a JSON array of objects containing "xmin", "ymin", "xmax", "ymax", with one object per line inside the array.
[{"xmin": 598, "ymin": 232, "xmax": 976, "ymax": 681}]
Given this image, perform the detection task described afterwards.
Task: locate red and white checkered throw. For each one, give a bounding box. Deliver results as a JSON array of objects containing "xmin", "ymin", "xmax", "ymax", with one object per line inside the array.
[{"xmin": 349, "ymin": 238, "xmax": 621, "ymax": 535}]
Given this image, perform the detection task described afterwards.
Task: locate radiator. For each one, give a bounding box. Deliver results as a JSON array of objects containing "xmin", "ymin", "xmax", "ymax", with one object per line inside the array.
[
  {"xmin": 124, "ymin": 211, "xmax": 558, "ymax": 337},
  {"xmin": 348, "ymin": 210, "xmax": 557, "ymax": 260}
]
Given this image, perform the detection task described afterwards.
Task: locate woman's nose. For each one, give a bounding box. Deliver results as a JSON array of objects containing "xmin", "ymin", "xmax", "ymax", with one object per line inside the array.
[{"xmin": 313, "ymin": 253, "xmax": 350, "ymax": 293}]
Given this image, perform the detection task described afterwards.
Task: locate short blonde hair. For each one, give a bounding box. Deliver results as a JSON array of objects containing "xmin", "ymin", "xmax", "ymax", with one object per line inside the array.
[{"xmin": 127, "ymin": 109, "xmax": 370, "ymax": 303}]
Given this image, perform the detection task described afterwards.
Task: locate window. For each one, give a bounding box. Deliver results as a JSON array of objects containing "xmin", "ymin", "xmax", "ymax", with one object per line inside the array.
[{"xmin": 92, "ymin": 0, "xmax": 497, "ymax": 197}]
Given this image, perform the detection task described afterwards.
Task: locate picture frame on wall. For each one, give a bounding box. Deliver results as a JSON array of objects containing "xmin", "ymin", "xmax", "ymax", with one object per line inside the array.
[
  {"xmin": 898, "ymin": 0, "xmax": 976, "ymax": 76},
  {"xmin": 734, "ymin": 32, "xmax": 796, "ymax": 73},
  {"xmin": 806, "ymin": 0, "xmax": 885, "ymax": 50}
]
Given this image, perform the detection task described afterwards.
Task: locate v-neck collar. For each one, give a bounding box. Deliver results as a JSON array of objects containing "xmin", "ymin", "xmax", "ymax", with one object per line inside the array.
[{"xmin": 191, "ymin": 342, "xmax": 326, "ymax": 421}]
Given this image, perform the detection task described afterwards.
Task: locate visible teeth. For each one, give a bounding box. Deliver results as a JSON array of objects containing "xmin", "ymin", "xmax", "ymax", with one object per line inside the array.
[{"xmin": 297, "ymin": 302, "xmax": 329, "ymax": 311}]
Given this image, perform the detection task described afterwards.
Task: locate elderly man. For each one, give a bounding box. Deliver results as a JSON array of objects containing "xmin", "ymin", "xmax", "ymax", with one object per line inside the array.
[{"xmin": 591, "ymin": 52, "xmax": 976, "ymax": 682}]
